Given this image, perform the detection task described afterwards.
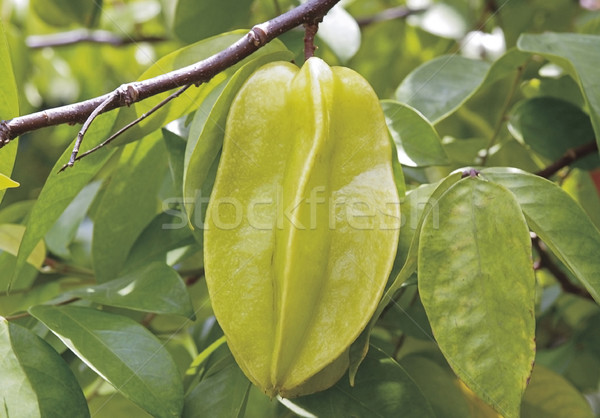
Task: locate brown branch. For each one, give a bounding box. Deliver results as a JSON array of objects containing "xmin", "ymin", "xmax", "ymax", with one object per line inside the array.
[
  {"xmin": 356, "ymin": 6, "xmax": 426, "ymax": 27},
  {"xmin": 0, "ymin": 0, "xmax": 341, "ymax": 148},
  {"xmin": 532, "ymin": 235, "xmax": 594, "ymax": 301},
  {"xmin": 26, "ymin": 30, "xmax": 168, "ymax": 49},
  {"xmin": 304, "ymin": 22, "xmax": 319, "ymax": 60},
  {"xmin": 535, "ymin": 141, "xmax": 599, "ymax": 178}
]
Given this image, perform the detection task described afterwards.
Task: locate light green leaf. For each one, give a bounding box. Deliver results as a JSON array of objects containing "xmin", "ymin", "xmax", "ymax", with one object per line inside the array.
[
  {"xmin": 183, "ymin": 344, "xmax": 251, "ymax": 418},
  {"xmin": 481, "ymin": 168, "xmax": 600, "ymax": 304},
  {"xmin": 0, "ymin": 18, "xmax": 19, "ymax": 206},
  {"xmin": 30, "ymin": 0, "xmax": 101, "ymax": 27},
  {"xmin": 396, "ymin": 55, "xmax": 491, "ymax": 123},
  {"xmin": 381, "ymin": 100, "xmax": 448, "ymax": 167},
  {"xmin": 173, "ymin": 0, "xmax": 253, "ymax": 43},
  {"xmin": 517, "ymin": 33, "xmax": 600, "ymax": 151},
  {"xmin": 286, "ymin": 346, "xmax": 435, "ymax": 418},
  {"xmin": 92, "ymin": 135, "xmax": 166, "ymax": 282},
  {"xmin": 521, "ymin": 365, "xmax": 594, "ymax": 417},
  {"xmin": 562, "ymin": 169, "xmax": 600, "ymax": 228},
  {"xmin": 29, "ymin": 305, "xmax": 184, "ymax": 418},
  {"xmin": 12, "ymin": 112, "xmax": 118, "ymax": 290},
  {"xmin": 317, "ymin": 4, "xmax": 361, "ymax": 63},
  {"xmin": 508, "ymin": 97, "xmax": 598, "ymax": 170},
  {"xmin": 113, "ymin": 32, "xmax": 290, "ymax": 146},
  {"xmin": 0, "ymin": 173, "xmax": 18, "ymax": 190},
  {"xmin": 0, "ymin": 224, "xmax": 45, "ymax": 269},
  {"xmin": 68, "ymin": 262, "xmax": 194, "ymax": 318},
  {"xmin": 418, "ymin": 177, "xmax": 536, "ymax": 418},
  {"xmin": 183, "ymin": 51, "xmax": 293, "ymax": 230},
  {"xmin": 45, "ymin": 181, "xmax": 102, "ymax": 259},
  {"xmin": 0, "ymin": 318, "xmax": 89, "ymax": 418}
]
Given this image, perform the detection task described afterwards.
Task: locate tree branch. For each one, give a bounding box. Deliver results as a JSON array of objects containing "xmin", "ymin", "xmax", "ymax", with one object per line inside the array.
[
  {"xmin": 535, "ymin": 141, "xmax": 599, "ymax": 178},
  {"xmin": 0, "ymin": 0, "xmax": 341, "ymax": 148},
  {"xmin": 26, "ymin": 29, "xmax": 168, "ymax": 49},
  {"xmin": 304, "ymin": 22, "xmax": 319, "ymax": 60},
  {"xmin": 532, "ymin": 235, "xmax": 594, "ymax": 301}
]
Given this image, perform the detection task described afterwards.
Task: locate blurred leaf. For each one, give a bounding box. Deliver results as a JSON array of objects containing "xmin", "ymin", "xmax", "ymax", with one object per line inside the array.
[
  {"xmin": 0, "ymin": 318, "xmax": 89, "ymax": 417},
  {"xmin": 173, "ymin": 0, "xmax": 252, "ymax": 43},
  {"xmin": 381, "ymin": 100, "xmax": 448, "ymax": 167},
  {"xmin": 12, "ymin": 112, "xmax": 118, "ymax": 291},
  {"xmin": 0, "ymin": 224, "xmax": 45, "ymax": 269},
  {"xmin": 482, "ymin": 168, "xmax": 600, "ymax": 304},
  {"xmin": 114, "ymin": 32, "xmax": 290, "ymax": 145},
  {"xmin": 183, "ymin": 344, "xmax": 251, "ymax": 418},
  {"xmin": 30, "ymin": 0, "xmax": 101, "ymax": 27},
  {"xmin": 45, "ymin": 181, "xmax": 102, "ymax": 259},
  {"xmin": 92, "ymin": 135, "xmax": 166, "ymax": 282},
  {"xmin": 398, "ymin": 355, "xmax": 471, "ymax": 418},
  {"xmin": 0, "ymin": 200, "xmax": 34, "ymax": 224},
  {"xmin": 317, "ymin": 4, "xmax": 361, "ymax": 63},
  {"xmin": 396, "ymin": 55, "xmax": 491, "ymax": 123},
  {"xmin": 521, "ymin": 75, "xmax": 585, "ymax": 108},
  {"xmin": 0, "ymin": 19, "xmax": 19, "ymax": 207},
  {"xmin": 562, "ymin": 169, "xmax": 600, "ymax": 228},
  {"xmin": 508, "ymin": 97, "xmax": 598, "ymax": 170},
  {"xmin": 517, "ymin": 33, "xmax": 600, "ymax": 152},
  {"xmin": 68, "ymin": 262, "xmax": 194, "ymax": 318},
  {"xmin": 521, "ymin": 365, "xmax": 594, "ymax": 417},
  {"xmin": 286, "ymin": 346, "xmax": 435, "ymax": 417},
  {"xmin": 418, "ymin": 177, "xmax": 536, "ymax": 418},
  {"xmin": 29, "ymin": 305, "xmax": 184, "ymax": 417}
]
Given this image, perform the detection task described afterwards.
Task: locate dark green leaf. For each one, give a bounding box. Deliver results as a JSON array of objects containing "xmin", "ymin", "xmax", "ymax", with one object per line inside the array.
[
  {"xmin": 0, "ymin": 318, "xmax": 89, "ymax": 417},
  {"xmin": 287, "ymin": 346, "xmax": 435, "ymax": 418},
  {"xmin": 481, "ymin": 168, "xmax": 600, "ymax": 304},
  {"xmin": 68, "ymin": 262, "xmax": 194, "ymax": 318},
  {"xmin": 12, "ymin": 112, "xmax": 118, "ymax": 290},
  {"xmin": 92, "ymin": 135, "xmax": 167, "ymax": 282},
  {"xmin": 29, "ymin": 305, "xmax": 184, "ymax": 417},
  {"xmin": 418, "ymin": 177, "xmax": 536, "ymax": 417},
  {"xmin": 508, "ymin": 97, "xmax": 598, "ymax": 170},
  {"xmin": 517, "ymin": 33, "xmax": 600, "ymax": 151},
  {"xmin": 381, "ymin": 100, "xmax": 448, "ymax": 167},
  {"xmin": 31, "ymin": 0, "xmax": 101, "ymax": 27}
]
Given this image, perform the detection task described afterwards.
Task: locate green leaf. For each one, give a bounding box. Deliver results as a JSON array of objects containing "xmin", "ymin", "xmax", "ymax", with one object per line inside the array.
[
  {"xmin": 398, "ymin": 355, "xmax": 471, "ymax": 418},
  {"xmin": 0, "ymin": 173, "xmax": 18, "ymax": 190},
  {"xmin": 395, "ymin": 55, "xmax": 491, "ymax": 123},
  {"xmin": 30, "ymin": 0, "xmax": 101, "ymax": 27},
  {"xmin": 45, "ymin": 181, "xmax": 102, "ymax": 259},
  {"xmin": 562, "ymin": 169, "xmax": 600, "ymax": 228},
  {"xmin": 521, "ymin": 365, "xmax": 594, "ymax": 417},
  {"xmin": 317, "ymin": 4, "xmax": 361, "ymax": 63},
  {"xmin": 29, "ymin": 305, "xmax": 184, "ymax": 418},
  {"xmin": 68, "ymin": 262, "xmax": 194, "ymax": 318},
  {"xmin": 285, "ymin": 346, "xmax": 435, "ymax": 418},
  {"xmin": 481, "ymin": 168, "xmax": 600, "ymax": 304},
  {"xmin": 0, "ymin": 224, "xmax": 45, "ymax": 269},
  {"xmin": 183, "ymin": 51, "xmax": 293, "ymax": 230},
  {"xmin": 113, "ymin": 32, "xmax": 290, "ymax": 146},
  {"xmin": 173, "ymin": 0, "xmax": 253, "ymax": 43},
  {"xmin": 381, "ymin": 100, "xmax": 449, "ymax": 167},
  {"xmin": 418, "ymin": 177, "xmax": 536, "ymax": 418},
  {"xmin": 0, "ymin": 18, "xmax": 19, "ymax": 207},
  {"xmin": 517, "ymin": 33, "xmax": 600, "ymax": 152},
  {"xmin": 0, "ymin": 318, "xmax": 89, "ymax": 417},
  {"xmin": 12, "ymin": 112, "xmax": 118, "ymax": 290},
  {"xmin": 508, "ymin": 97, "xmax": 598, "ymax": 170},
  {"xmin": 92, "ymin": 135, "xmax": 166, "ymax": 282},
  {"xmin": 183, "ymin": 344, "xmax": 251, "ymax": 418}
]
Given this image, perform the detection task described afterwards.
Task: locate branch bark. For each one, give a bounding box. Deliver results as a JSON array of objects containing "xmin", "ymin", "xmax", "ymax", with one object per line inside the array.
[
  {"xmin": 0, "ymin": 0, "xmax": 341, "ymax": 148},
  {"xmin": 535, "ymin": 141, "xmax": 599, "ymax": 178}
]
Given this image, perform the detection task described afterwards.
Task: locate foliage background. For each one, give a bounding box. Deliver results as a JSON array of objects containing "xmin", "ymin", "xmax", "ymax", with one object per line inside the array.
[{"xmin": 1, "ymin": 0, "xmax": 600, "ymax": 417}]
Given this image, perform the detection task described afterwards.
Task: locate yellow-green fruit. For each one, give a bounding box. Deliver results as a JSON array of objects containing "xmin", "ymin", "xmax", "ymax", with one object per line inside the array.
[{"xmin": 204, "ymin": 57, "xmax": 400, "ymax": 397}]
